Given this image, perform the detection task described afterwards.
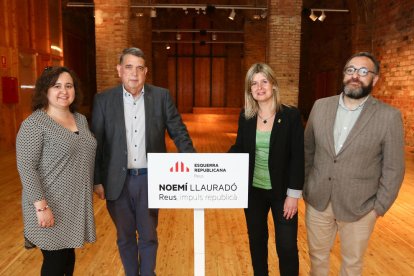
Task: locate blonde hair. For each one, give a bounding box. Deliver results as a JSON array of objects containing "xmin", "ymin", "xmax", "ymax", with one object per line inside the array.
[{"xmin": 244, "ymin": 63, "xmax": 282, "ymax": 119}]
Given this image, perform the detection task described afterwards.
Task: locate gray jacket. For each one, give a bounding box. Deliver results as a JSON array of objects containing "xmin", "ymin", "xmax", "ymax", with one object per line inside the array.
[{"xmin": 91, "ymin": 84, "xmax": 195, "ymax": 200}]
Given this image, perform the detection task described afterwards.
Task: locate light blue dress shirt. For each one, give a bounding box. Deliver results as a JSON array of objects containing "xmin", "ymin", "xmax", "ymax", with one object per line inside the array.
[{"xmin": 123, "ymin": 86, "xmax": 147, "ymax": 168}]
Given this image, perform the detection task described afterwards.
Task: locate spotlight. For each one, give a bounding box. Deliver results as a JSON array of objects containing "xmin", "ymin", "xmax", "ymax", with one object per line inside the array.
[
  {"xmin": 309, "ymin": 10, "xmax": 318, "ymax": 21},
  {"xmin": 261, "ymin": 9, "xmax": 267, "ymax": 19},
  {"xmin": 165, "ymin": 43, "xmax": 171, "ymax": 50},
  {"xmin": 150, "ymin": 8, "xmax": 157, "ymax": 18},
  {"xmin": 228, "ymin": 9, "xmax": 236, "ymax": 20},
  {"xmin": 51, "ymin": 45, "xmax": 62, "ymax": 53},
  {"xmin": 212, "ymin": 33, "xmax": 217, "ymax": 41},
  {"xmin": 318, "ymin": 11, "xmax": 326, "ymax": 21},
  {"xmin": 176, "ymin": 33, "xmax": 181, "ymax": 41},
  {"xmin": 183, "ymin": 8, "xmax": 188, "ymax": 14},
  {"xmin": 252, "ymin": 14, "xmax": 261, "ymax": 20}
]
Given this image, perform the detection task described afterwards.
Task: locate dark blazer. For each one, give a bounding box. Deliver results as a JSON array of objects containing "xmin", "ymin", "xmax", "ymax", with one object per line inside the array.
[
  {"xmin": 303, "ymin": 95, "xmax": 405, "ymax": 221},
  {"xmin": 229, "ymin": 105, "xmax": 304, "ymax": 200},
  {"xmin": 91, "ymin": 84, "xmax": 195, "ymax": 200}
]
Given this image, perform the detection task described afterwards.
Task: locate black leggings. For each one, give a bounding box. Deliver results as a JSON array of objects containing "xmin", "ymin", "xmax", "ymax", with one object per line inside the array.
[{"xmin": 40, "ymin": 248, "xmax": 75, "ymax": 276}]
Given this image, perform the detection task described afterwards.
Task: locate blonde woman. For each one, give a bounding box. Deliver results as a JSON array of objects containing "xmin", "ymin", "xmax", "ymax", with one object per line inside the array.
[{"xmin": 229, "ymin": 63, "xmax": 304, "ymax": 276}]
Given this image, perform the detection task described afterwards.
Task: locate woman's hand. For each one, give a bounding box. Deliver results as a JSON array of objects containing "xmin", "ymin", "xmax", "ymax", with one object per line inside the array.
[
  {"xmin": 283, "ymin": 196, "xmax": 298, "ymax": 219},
  {"xmin": 34, "ymin": 200, "xmax": 55, "ymax": 228},
  {"xmin": 93, "ymin": 184, "xmax": 105, "ymax": 200}
]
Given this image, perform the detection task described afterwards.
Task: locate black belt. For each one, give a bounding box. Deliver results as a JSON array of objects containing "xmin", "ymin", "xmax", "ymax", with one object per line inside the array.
[{"xmin": 127, "ymin": 168, "xmax": 147, "ymax": 176}]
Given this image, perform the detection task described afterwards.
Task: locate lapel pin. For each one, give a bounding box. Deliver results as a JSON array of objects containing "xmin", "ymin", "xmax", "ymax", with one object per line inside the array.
[{"xmin": 278, "ymin": 119, "xmax": 281, "ymax": 123}]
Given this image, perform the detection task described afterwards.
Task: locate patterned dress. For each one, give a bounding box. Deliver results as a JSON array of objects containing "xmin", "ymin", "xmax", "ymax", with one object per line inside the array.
[{"xmin": 16, "ymin": 109, "xmax": 96, "ymax": 250}]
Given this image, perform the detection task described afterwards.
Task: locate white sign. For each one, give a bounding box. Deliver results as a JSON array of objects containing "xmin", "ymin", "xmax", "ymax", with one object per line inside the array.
[{"xmin": 148, "ymin": 153, "xmax": 249, "ymax": 208}]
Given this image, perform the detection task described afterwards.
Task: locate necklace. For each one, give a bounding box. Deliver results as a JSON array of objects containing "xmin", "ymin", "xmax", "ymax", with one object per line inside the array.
[{"xmin": 258, "ymin": 112, "xmax": 275, "ymax": 124}]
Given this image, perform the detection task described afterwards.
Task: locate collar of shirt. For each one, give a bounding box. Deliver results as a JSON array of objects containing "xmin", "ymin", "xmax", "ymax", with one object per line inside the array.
[
  {"xmin": 122, "ymin": 86, "xmax": 145, "ymax": 103},
  {"xmin": 338, "ymin": 93, "xmax": 369, "ymax": 111}
]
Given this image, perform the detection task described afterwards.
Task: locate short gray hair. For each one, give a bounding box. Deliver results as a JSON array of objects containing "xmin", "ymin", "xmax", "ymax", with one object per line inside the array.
[{"xmin": 119, "ymin": 47, "xmax": 146, "ymax": 64}]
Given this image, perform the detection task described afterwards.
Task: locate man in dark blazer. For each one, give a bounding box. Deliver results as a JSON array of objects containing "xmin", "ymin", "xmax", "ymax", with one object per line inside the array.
[
  {"xmin": 91, "ymin": 47, "xmax": 195, "ymax": 276},
  {"xmin": 303, "ymin": 52, "xmax": 405, "ymax": 275}
]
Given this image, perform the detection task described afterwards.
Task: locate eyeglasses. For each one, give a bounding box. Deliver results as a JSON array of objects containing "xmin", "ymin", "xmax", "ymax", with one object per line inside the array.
[{"xmin": 343, "ymin": 66, "xmax": 377, "ymax": 77}]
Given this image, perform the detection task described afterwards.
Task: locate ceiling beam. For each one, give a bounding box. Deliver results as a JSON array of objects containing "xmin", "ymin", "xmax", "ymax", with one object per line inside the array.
[{"xmin": 66, "ymin": 2, "xmax": 267, "ymax": 11}]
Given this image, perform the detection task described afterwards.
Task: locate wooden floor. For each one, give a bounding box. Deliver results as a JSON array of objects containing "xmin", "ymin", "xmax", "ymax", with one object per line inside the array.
[{"xmin": 1, "ymin": 113, "xmax": 414, "ymax": 275}]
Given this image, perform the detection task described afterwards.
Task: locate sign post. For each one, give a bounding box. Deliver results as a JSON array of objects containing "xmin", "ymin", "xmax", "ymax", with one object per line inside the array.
[
  {"xmin": 194, "ymin": 208, "xmax": 205, "ymax": 276},
  {"xmin": 148, "ymin": 153, "xmax": 249, "ymax": 276}
]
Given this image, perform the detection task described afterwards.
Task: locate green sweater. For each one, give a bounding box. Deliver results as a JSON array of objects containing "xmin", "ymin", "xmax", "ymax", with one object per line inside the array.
[{"xmin": 252, "ymin": 130, "xmax": 272, "ymax": 190}]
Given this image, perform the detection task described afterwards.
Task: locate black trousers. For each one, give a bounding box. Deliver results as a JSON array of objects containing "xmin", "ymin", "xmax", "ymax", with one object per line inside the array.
[
  {"xmin": 40, "ymin": 248, "xmax": 75, "ymax": 276},
  {"xmin": 244, "ymin": 187, "xmax": 299, "ymax": 276}
]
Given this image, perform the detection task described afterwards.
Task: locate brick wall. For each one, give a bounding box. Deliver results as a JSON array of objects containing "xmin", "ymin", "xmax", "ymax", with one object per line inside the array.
[
  {"xmin": 267, "ymin": 0, "xmax": 302, "ymax": 106},
  {"xmin": 95, "ymin": 1, "xmax": 154, "ymax": 92},
  {"xmin": 371, "ymin": 0, "xmax": 414, "ymax": 149},
  {"xmin": 94, "ymin": 0, "xmax": 129, "ymax": 92},
  {"xmin": 299, "ymin": 0, "xmax": 414, "ymax": 150},
  {"xmin": 93, "ymin": 0, "xmax": 303, "ymax": 107},
  {"xmin": 129, "ymin": 12, "xmax": 152, "ymax": 84},
  {"xmin": 244, "ymin": 20, "xmax": 267, "ymax": 75},
  {"xmin": 349, "ymin": 0, "xmax": 374, "ymax": 52}
]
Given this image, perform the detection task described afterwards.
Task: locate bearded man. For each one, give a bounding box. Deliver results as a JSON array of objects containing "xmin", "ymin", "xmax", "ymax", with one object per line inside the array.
[{"xmin": 303, "ymin": 52, "xmax": 405, "ymax": 276}]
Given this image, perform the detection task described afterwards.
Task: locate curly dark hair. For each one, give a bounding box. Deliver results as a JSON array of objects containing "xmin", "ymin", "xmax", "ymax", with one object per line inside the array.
[{"xmin": 32, "ymin": 66, "xmax": 82, "ymax": 112}]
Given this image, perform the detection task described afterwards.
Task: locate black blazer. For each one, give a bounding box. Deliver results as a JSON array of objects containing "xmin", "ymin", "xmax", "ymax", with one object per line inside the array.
[
  {"xmin": 91, "ymin": 84, "xmax": 195, "ymax": 200},
  {"xmin": 229, "ymin": 105, "xmax": 304, "ymax": 200}
]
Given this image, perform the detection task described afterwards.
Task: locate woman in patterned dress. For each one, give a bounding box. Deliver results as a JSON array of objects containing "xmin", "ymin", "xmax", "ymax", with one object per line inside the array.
[{"xmin": 16, "ymin": 66, "xmax": 96, "ymax": 275}]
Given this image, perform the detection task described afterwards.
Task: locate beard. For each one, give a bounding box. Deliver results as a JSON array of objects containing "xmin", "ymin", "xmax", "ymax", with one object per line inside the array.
[{"xmin": 342, "ymin": 79, "xmax": 373, "ymax": 99}]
